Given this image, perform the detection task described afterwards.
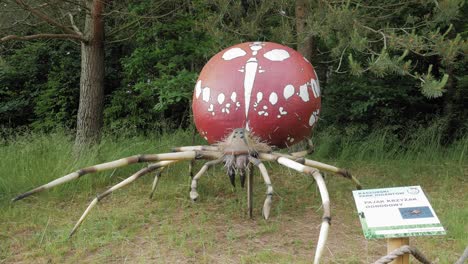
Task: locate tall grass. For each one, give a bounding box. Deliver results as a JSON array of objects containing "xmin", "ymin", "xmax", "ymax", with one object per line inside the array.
[
  {"xmin": 0, "ymin": 129, "xmax": 200, "ymax": 202},
  {"xmin": 312, "ymin": 124, "xmax": 467, "ymax": 164}
]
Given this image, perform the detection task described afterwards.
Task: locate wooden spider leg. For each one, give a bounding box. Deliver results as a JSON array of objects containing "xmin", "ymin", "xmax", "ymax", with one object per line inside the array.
[
  {"xmin": 172, "ymin": 146, "xmax": 219, "ymax": 152},
  {"xmin": 303, "ymin": 158, "xmax": 361, "ymax": 189},
  {"xmin": 149, "ymin": 167, "xmax": 166, "ymax": 199},
  {"xmin": 248, "ymin": 157, "xmax": 273, "ymax": 219},
  {"xmin": 239, "ymin": 168, "xmax": 246, "ymax": 188},
  {"xmin": 69, "ymin": 160, "xmax": 177, "ymax": 237},
  {"xmin": 171, "ymin": 147, "xmax": 220, "ymax": 179},
  {"xmin": 275, "ymin": 157, "xmax": 330, "ymax": 264},
  {"xmin": 269, "ymin": 152, "xmax": 362, "ymax": 189},
  {"xmin": 247, "ymin": 163, "xmax": 254, "ymax": 218},
  {"xmin": 288, "ymin": 138, "xmax": 314, "ymax": 158},
  {"xmin": 189, "ymin": 159, "xmax": 195, "ymax": 178},
  {"xmin": 189, "ymin": 158, "xmax": 224, "ymax": 201},
  {"xmin": 13, "ymin": 151, "xmax": 220, "ymax": 201}
]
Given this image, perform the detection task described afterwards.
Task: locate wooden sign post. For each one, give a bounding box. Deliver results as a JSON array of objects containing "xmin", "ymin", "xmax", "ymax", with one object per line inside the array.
[{"xmin": 387, "ymin": 237, "xmax": 409, "ymax": 264}]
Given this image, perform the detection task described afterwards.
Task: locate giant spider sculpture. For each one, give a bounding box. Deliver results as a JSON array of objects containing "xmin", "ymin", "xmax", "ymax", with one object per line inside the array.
[{"xmin": 13, "ymin": 42, "xmax": 361, "ymax": 264}]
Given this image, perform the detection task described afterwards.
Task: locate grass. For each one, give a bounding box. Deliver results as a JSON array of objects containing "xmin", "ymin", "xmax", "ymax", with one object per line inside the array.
[{"xmin": 0, "ymin": 127, "xmax": 466, "ymax": 263}]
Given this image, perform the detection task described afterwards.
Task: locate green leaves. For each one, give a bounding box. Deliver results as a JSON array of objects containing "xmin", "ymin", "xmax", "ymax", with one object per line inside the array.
[
  {"xmin": 105, "ymin": 9, "xmax": 214, "ymax": 132},
  {"xmin": 152, "ymin": 70, "xmax": 197, "ymax": 112}
]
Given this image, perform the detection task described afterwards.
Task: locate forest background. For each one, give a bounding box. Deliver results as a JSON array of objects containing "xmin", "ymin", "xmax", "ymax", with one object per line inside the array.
[{"xmin": 0, "ymin": 0, "xmax": 466, "ymax": 144}]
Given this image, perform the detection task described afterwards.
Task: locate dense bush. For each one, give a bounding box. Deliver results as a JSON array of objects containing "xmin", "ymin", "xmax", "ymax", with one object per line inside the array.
[
  {"xmin": 0, "ymin": 42, "xmax": 49, "ymax": 127},
  {"xmin": 321, "ymin": 74, "xmax": 445, "ymax": 137},
  {"xmin": 104, "ymin": 13, "xmax": 214, "ymax": 132}
]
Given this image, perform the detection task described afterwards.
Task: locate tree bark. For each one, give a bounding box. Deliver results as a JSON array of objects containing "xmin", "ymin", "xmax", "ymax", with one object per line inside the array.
[
  {"xmin": 74, "ymin": 0, "xmax": 105, "ymax": 149},
  {"xmin": 295, "ymin": 0, "xmax": 313, "ymax": 61}
]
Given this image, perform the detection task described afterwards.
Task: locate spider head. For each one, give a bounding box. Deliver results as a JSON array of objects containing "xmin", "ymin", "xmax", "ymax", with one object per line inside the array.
[
  {"xmin": 220, "ymin": 128, "xmax": 252, "ymax": 155},
  {"xmin": 220, "ymin": 128, "xmax": 271, "ymax": 156}
]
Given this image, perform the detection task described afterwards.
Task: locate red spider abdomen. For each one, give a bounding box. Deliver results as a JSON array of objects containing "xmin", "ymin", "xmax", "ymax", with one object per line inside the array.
[{"xmin": 192, "ymin": 42, "xmax": 321, "ymax": 148}]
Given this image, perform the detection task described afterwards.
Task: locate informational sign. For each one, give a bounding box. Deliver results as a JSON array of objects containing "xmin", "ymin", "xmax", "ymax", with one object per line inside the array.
[{"xmin": 353, "ymin": 186, "xmax": 445, "ymax": 239}]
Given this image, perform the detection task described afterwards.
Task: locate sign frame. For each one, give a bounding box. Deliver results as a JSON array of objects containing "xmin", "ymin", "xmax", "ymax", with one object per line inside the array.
[{"xmin": 353, "ymin": 186, "xmax": 445, "ymax": 239}]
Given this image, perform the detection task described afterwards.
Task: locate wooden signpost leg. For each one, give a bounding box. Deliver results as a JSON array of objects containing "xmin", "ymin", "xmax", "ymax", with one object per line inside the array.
[{"xmin": 387, "ymin": 237, "xmax": 410, "ymax": 264}]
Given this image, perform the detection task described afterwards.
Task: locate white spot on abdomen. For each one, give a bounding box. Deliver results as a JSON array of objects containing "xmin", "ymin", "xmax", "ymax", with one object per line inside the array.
[
  {"xmin": 231, "ymin": 92, "xmax": 237, "ymax": 102},
  {"xmin": 195, "ymin": 80, "xmax": 202, "ymax": 99},
  {"xmin": 256, "ymin": 92, "xmax": 263, "ymax": 103},
  {"xmin": 309, "ymin": 110, "xmax": 319, "ymax": 126},
  {"xmin": 202, "ymin": 87, "xmax": 211, "ymax": 102},
  {"xmin": 311, "ymin": 78, "xmax": 320, "ymax": 98},
  {"xmin": 264, "ymin": 49, "xmax": 290, "ymax": 61},
  {"xmin": 278, "ymin": 107, "xmax": 288, "ymax": 118},
  {"xmin": 283, "ymin": 84, "xmax": 294, "ymax": 99},
  {"xmin": 222, "ymin": 48, "xmax": 247, "ymax": 60},
  {"xmin": 309, "ymin": 115, "xmax": 316, "ymax": 126},
  {"xmin": 250, "ymin": 43, "xmax": 263, "ymax": 55},
  {"xmin": 314, "ymin": 70, "xmax": 320, "ymax": 87},
  {"xmin": 299, "ymin": 84, "xmax": 310, "ymax": 102},
  {"xmin": 269, "ymin": 92, "xmax": 278, "ymax": 105},
  {"xmin": 217, "ymin": 93, "xmax": 225, "ymax": 104},
  {"xmin": 222, "ymin": 103, "xmax": 231, "ymax": 114}
]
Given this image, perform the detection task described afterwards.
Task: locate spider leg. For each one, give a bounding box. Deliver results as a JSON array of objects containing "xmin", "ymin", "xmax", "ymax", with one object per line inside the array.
[
  {"xmin": 248, "ymin": 157, "xmax": 273, "ymax": 219},
  {"xmin": 172, "ymin": 147, "xmax": 220, "ymax": 179},
  {"xmin": 189, "ymin": 158, "xmax": 224, "ymax": 201},
  {"xmin": 172, "ymin": 146, "xmax": 219, "ymax": 152},
  {"xmin": 275, "ymin": 156, "xmax": 330, "ymax": 264},
  {"xmin": 288, "ymin": 138, "xmax": 314, "ymax": 158},
  {"xmin": 247, "ymin": 163, "xmax": 254, "ymax": 218},
  {"xmin": 239, "ymin": 169, "xmax": 246, "ymax": 188},
  {"xmin": 227, "ymin": 166, "xmax": 236, "ymax": 187},
  {"xmin": 189, "ymin": 159, "xmax": 195, "ymax": 178},
  {"xmin": 302, "ymin": 158, "xmax": 361, "ymax": 189},
  {"xmin": 69, "ymin": 160, "xmax": 177, "ymax": 237},
  {"xmin": 13, "ymin": 151, "xmax": 221, "ymax": 201},
  {"xmin": 268, "ymin": 152, "xmax": 362, "ymax": 189},
  {"xmin": 149, "ymin": 167, "xmax": 165, "ymax": 199}
]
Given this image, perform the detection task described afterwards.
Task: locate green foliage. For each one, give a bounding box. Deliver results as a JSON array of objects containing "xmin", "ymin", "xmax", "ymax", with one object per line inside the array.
[
  {"xmin": 321, "ymin": 74, "xmax": 442, "ymax": 137},
  {"xmin": 1, "ymin": 0, "xmax": 466, "ymax": 141},
  {"xmin": 307, "ymin": 0, "xmax": 466, "ymax": 99},
  {"xmin": 105, "ymin": 10, "xmax": 213, "ymax": 132},
  {"xmin": 347, "ymin": 54, "xmax": 363, "ymax": 76},
  {"xmin": 418, "ymin": 65, "xmax": 449, "ymax": 98},
  {"xmin": 193, "ymin": 0, "xmax": 296, "ymax": 47},
  {"xmin": 0, "ymin": 42, "xmax": 49, "ymax": 127},
  {"xmin": 0, "ymin": 41, "xmax": 80, "ymax": 131},
  {"xmin": 32, "ymin": 42, "xmax": 80, "ymax": 130}
]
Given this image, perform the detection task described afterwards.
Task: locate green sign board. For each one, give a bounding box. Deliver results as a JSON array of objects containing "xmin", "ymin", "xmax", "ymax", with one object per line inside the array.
[{"xmin": 353, "ymin": 186, "xmax": 445, "ymax": 239}]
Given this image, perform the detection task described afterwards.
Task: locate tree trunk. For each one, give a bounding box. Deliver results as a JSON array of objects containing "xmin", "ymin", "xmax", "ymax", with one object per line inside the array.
[
  {"xmin": 74, "ymin": 0, "xmax": 105, "ymax": 150},
  {"xmin": 295, "ymin": 0, "xmax": 313, "ymax": 61}
]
